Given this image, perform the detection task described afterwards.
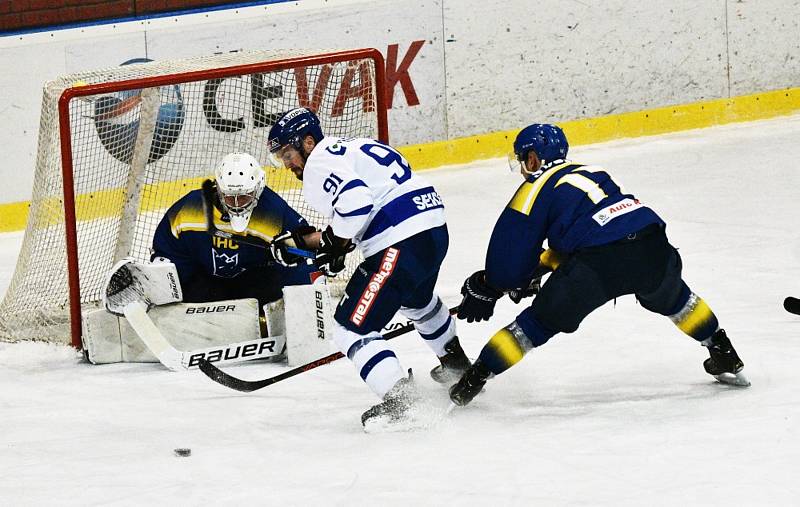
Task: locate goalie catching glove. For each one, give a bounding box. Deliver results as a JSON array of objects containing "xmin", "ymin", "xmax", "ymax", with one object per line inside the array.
[
  {"xmin": 102, "ymin": 257, "xmax": 183, "ymax": 315},
  {"xmin": 271, "ymin": 225, "xmax": 355, "ymax": 276}
]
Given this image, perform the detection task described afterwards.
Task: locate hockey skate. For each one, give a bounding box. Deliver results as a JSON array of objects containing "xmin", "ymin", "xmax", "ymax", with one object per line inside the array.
[
  {"xmin": 361, "ymin": 373, "xmax": 421, "ymax": 431},
  {"xmin": 449, "ymin": 360, "xmax": 492, "ymax": 406},
  {"xmin": 703, "ymin": 329, "xmax": 750, "ymax": 387},
  {"xmin": 429, "ymin": 337, "xmax": 471, "ymax": 384}
]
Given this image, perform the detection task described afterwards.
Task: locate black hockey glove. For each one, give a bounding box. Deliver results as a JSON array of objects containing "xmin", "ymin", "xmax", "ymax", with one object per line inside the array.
[
  {"xmin": 508, "ymin": 276, "xmax": 542, "ymax": 304},
  {"xmin": 315, "ymin": 226, "xmax": 355, "ymax": 276},
  {"xmin": 270, "ymin": 225, "xmax": 317, "ymax": 267},
  {"xmin": 457, "ymin": 270, "xmax": 504, "ymax": 323}
]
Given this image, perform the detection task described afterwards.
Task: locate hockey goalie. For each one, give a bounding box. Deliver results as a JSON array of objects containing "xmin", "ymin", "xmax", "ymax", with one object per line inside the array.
[{"xmin": 82, "ymin": 152, "xmax": 337, "ymax": 370}]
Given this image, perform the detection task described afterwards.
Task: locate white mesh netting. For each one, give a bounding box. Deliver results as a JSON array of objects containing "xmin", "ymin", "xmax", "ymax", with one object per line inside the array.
[{"xmin": 0, "ymin": 49, "xmax": 384, "ymax": 345}]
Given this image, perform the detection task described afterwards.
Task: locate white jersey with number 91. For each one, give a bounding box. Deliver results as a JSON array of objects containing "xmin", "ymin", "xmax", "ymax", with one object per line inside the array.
[{"xmin": 302, "ymin": 137, "xmax": 446, "ymax": 258}]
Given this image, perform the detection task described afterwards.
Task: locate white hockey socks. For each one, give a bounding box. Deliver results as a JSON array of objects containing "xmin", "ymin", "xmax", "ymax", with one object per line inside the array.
[
  {"xmin": 332, "ymin": 322, "xmax": 405, "ymax": 399},
  {"xmin": 400, "ymin": 295, "xmax": 455, "ymax": 357}
]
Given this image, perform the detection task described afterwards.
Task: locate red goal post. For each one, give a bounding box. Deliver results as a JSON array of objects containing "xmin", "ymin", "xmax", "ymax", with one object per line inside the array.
[{"xmin": 0, "ymin": 48, "xmax": 388, "ymax": 348}]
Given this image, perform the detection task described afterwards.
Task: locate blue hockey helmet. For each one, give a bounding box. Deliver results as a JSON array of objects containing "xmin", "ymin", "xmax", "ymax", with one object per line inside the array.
[
  {"xmin": 513, "ymin": 124, "xmax": 569, "ymax": 167},
  {"xmin": 268, "ymin": 107, "xmax": 324, "ymax": 153}
]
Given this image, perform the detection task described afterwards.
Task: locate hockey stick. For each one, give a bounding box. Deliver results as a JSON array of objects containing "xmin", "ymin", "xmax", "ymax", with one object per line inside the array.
[
  {"xmin": 198, "ymin": 306, "xmax": 461, "ymax": 392},
  {"xmin": 123, "ymin": 300, "xmax": 183, "ymax": 371},
  {"xmin": 122, "ymin": 300, "xmax": 285, "ymax": 371},
  {"xmin": 200, "ymin": 178, "xmax": 314, "ymax": 259},
  {"xmin": 784, "ymin": 296, "xmax": 800, "ymax": 316}
]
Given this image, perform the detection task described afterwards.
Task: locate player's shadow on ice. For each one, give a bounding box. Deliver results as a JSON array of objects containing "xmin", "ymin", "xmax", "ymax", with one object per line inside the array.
[{"xmin": 491, "ymin": 380, "xmax": 745, "ymax": 419}]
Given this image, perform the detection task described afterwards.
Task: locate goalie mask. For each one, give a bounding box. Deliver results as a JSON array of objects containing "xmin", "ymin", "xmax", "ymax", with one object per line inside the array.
[{"xmin": 214, "ymin": 152, "xmax": 266, "ymax": 232}]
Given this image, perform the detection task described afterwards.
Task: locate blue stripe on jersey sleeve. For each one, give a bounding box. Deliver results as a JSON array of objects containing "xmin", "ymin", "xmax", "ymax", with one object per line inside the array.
[
  {"xmin": 332, "ymin": 179, "xmax": 368, "ymax": 207},
  {"xmin": 336, "ymin": 204, "xmax": 374, "ymax": 217}
]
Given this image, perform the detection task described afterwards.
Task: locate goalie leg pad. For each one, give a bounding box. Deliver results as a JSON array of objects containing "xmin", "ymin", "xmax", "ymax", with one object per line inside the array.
[
  {"xmin": 282, "ymin": 282, "xmax": 335, "ymax": 366},
  {"xmin": 83, "ymin": 298, "xmax": 265, "ymax": 365},
  {"xmin": 122, "ymin": 300, "xmax": 182, "ymax": 370}
]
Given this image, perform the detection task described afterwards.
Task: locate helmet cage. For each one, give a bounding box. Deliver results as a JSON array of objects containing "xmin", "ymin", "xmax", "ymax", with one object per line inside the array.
[
  {"xmin": 214, "ymin": 152, "xmax": 265, "ymax": 232},
  {"xmin": 220, "ymin": 190, "xmax": 257, "ymax": 215}
]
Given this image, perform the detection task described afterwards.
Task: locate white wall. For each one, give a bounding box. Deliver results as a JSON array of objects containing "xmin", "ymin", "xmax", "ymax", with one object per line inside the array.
[
  {"xmin": 726, "ymin": 0, "xmax": 800, "ymax": 95},
  {"xmin": 0, "ymin": 0, "xmax": 797, "ymax": 204},
  {"xmin": 442, "ymin": 0, "xmax": 730, "ymax": 137}
]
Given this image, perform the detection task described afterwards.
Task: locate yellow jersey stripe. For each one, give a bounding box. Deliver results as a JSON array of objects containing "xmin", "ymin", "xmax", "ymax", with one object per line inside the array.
[
  {"xmin": 170, "ymin": 206, "xmax": 206, "ymax": 238},
  {"xmin": 170, "ymin": 201, "xmax": 281, "ymax": 242},
  {"xmin": 173, "ymin": 222, "xmax": 208, "ymax": 235},
  {"xmin": 508, "ymin": 181, "xmax": 535, "ymax": 213},
  {"xmin": 507, "ymin": 162, "xmax": 575, "ymax": 216}
]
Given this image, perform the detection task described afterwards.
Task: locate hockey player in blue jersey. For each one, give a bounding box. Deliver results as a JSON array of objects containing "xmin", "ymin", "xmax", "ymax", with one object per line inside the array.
[
  {"xmin": 450, "ymin": 124, "xmax": 749, "ymax": 407},
  {"xmin": 267, "ymin": 108, "xmax": 469, "ymax": 427},
  {"xmin": 151, "ymin": 152, "xmax": 319, "ymax": 307}
]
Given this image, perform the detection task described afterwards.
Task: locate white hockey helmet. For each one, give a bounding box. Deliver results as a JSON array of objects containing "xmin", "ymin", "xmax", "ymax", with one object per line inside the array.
[{"xmin": 214, "ymin": 152, "xmax": 266, "ymax": 232}]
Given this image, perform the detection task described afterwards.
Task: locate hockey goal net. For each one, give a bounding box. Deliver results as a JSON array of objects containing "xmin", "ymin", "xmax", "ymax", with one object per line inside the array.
[{"xmin": 0, "ymin": 48, "xmax": 387, "ymax": 348}]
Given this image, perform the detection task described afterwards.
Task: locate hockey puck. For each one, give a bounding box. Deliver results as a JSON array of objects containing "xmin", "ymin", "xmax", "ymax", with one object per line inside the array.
[
  {"xmin": 173, "ymin": 448, "xmax": 191, "ymax": 457},
  {"xmin": 784, "ymin": 297, "xmax": 800, "ymax": 316}
]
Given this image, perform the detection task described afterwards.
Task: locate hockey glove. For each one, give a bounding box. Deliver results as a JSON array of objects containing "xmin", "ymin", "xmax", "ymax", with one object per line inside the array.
[
  {"xmin": 270, "ymin": 225, "xmax": 317, "ymax": 267},
  {"xmin": 457, "ymin": 270, "xmax": 504, "ymax": 323},
  {"xmin": 315, "ymin": 226, "xmax": 355, "ymax": 276},
  {"xmin": 508, "ymin": 276, "xmax": 542, "ymax": 304}
]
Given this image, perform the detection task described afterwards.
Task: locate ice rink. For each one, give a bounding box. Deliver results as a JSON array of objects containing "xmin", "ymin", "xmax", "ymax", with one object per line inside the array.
[{"xmin": 1, "ymin": 115, "xmax": 799, "ymax": 506}]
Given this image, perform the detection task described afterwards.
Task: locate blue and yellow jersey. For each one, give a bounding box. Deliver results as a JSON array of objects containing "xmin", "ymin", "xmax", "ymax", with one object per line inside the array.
[
  {"xmin": 152, "ymin": 187, "xmax": 310, "ymax": 285},
  {"xmin": 486, "ymin": 162, "xmax": 664, "ymax": 290}
]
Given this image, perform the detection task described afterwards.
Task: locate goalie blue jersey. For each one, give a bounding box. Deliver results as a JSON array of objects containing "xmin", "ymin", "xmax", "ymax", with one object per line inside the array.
[
  {"xmin": 152, "ymin": 187, "xmax": 314, "ymax": 286},
  {"xmin": 486, "ymin": 162, "xmax": 664, "ymax": 289}
]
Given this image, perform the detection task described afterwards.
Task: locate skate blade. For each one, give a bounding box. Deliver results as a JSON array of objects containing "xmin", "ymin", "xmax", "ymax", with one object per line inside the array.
[
  {"xmin": 362, "ymin": 414, "xmax": 416, "ymax": 434},
  {"xmin": 714, "ymin": 371, "xmax": 751, "ymax": 387},
  {"xmin": 363, "ymin": 402, "xmax": 456, "ymax": 434},
  {"xmin": 430, "ymin": 370, "xmax": 463, "ymax": 385}
]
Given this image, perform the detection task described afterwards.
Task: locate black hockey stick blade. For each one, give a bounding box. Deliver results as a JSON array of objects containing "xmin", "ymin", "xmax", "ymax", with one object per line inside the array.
[
  {"xmin": 198, "ymin": 350, "xmax": 345, "ymax": 393},
  {"xmin": 198, "ymin": 306, "xmax": 460, "ymax": 393},
  {"xmin": 784, "ymin": 296, "xmax": 800, "ymax": 316}
]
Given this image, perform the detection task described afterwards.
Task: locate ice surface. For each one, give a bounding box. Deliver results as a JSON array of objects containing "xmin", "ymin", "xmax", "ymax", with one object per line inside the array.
[{"xmin": 1, "ymin": 115, "xmax": 800, "ymax": 505}]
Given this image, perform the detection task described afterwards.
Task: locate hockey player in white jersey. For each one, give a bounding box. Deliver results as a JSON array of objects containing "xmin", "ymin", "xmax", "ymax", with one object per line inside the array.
[{"xmin": 267, "ymin": 108, "xmax": 468, "ymax": 427}]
